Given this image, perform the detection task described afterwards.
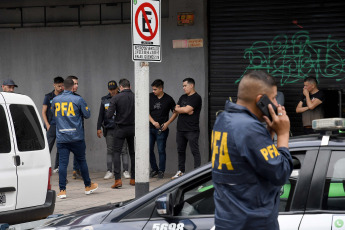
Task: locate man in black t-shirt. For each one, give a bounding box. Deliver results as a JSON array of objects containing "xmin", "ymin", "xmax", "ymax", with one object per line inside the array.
[
  {"xmin": 42, "ymin": 76, "xmax": 64, "ymax": 172},
  {"xmin": 172, "ymin": 78, "xmax": 202, "ymax": 179},
  {"xmin": 296, "ymin": 76, "xmax": 325, "ymax": 134},
  {"xmin": 149, "ymin": 79, "xmax": 177, "ymax": 179}
]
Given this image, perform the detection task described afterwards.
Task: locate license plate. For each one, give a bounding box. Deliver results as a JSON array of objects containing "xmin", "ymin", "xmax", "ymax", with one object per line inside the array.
[{"xmin": 0, "ymin": 193, "xmax": 6, "ymax": 206}]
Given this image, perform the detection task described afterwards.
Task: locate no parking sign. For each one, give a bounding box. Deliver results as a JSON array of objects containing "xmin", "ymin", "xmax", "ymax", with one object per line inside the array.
[{"xmin": 132, "ymin": 0, "xmax": 161, "ymax": 62}]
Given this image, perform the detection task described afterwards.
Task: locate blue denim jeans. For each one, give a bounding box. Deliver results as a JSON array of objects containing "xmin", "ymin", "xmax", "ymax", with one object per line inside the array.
[
  {"xmin": 149, "ymin": 128, "xmax": 169, "ymax": 172},
  {"xmin": 57, "ymin": 140, "xmax": 91, "ymax": 190},
  {"xmin": 73, "ymin": 155, "xmax": 80, "ymax": 171}
]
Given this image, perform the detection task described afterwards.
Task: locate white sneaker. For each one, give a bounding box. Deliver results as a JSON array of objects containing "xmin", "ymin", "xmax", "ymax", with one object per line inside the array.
[
  {"xmin": 53, "ymin": 168, "xmax": 59, "ymax": 173},
  {"xmin": 171, "ymin": 170, "xmax": 184, "ymax": 179},
  {"xmin": 104, "ymin": 171, "xmax": 114, "ymax": 180},
  {"xmin": 85, "ymin": 182, "xmax": 98, "ymax": 195},
  {"xmin": 123, "ymin": 171, "xmax": 130, "ymax": 179},
  {"xmin": 57, "ymin": 190, "xmax": 66, "ymax": 199}
]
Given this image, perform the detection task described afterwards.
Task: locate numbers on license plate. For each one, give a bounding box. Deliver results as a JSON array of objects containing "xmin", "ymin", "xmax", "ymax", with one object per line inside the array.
[
  {"xmin": 0, "ymin": 193, "xmax": 6, "ymax": 206},
  {"xmin": 152, "ymin": 223, "xmax": 184, "ymax": 230}
]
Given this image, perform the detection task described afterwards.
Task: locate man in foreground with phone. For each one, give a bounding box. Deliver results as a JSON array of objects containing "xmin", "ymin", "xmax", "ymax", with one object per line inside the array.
[{"xmin": 211, "ymin": 70, "xmax": 293, "ymax": 230}]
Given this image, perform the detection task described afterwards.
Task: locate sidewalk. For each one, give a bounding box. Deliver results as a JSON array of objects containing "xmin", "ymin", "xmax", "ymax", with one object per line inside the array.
[{"xmin": 51, "ymin": 171, "xmax": 171, "ymax": 215}]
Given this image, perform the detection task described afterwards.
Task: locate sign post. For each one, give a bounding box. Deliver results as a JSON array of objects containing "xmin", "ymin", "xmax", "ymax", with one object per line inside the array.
[
  {"xmin": 132, "ymin": 0, "xmax": 160, "ymax": 198},
  {"xmin": 132, "ymin": 0, "xmax": 161, "ymax": 62}
]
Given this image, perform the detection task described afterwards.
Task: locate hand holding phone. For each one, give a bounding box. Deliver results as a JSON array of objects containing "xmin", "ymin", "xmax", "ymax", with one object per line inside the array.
[{"xmin": 256, "ymin": 95, "xmax": 277, "ymax": 121}]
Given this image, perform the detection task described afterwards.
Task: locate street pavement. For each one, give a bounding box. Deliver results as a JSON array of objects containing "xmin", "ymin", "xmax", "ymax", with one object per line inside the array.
[{"xmin": 51, "ymin": 171, "xmax": 171, "ymax": 215}]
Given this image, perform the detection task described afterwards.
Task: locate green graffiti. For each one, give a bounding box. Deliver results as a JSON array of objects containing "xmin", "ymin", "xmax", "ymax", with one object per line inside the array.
[{"xmin": 237, "ymin": 31, "xmax": 345, "ymax": 85}]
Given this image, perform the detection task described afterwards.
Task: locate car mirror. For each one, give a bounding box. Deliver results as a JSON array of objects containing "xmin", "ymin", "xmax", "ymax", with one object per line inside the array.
[{"xmin": 155, "ymin": 193, "xmax": 173, "ymax": 217}]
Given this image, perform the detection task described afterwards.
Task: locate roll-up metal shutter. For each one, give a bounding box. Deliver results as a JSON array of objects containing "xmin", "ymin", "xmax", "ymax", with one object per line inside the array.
[{"xmin": 209, "ymin": 0, "xmax": 345, "ymax": 137}]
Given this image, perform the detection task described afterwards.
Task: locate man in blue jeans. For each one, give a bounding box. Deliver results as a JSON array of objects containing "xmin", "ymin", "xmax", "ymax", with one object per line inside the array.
[
  {"xmin": 149, "ymin": 79, "xmax": 177, "ymax": 179},
  {"xmin": 66, "ymin": 75, "xmax": 83, "ymax": 179},
  {"xmin": 52, "ymin": 77, "xmax": 98, "ymax": 199}
]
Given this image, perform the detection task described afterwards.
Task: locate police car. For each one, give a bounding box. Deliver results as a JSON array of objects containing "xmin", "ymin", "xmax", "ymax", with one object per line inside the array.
[{"xmin": 39, "ymin": 118, "xmax": 345, "ymax": 230}]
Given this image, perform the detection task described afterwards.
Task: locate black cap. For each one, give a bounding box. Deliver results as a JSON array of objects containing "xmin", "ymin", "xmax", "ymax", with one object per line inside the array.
[
  {"xmin": 108, "ymin": 80, "xmax": 117, "ymax": 89},
  {"xmin": 2, "ymin": 79, "xmax": 18, "ymax": 87}
]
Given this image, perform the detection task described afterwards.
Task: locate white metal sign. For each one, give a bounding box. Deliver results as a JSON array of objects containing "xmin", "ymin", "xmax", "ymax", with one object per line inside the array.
[{"xmin": 132, "ymin": 0, "xmax": 161, "ymax": 62}]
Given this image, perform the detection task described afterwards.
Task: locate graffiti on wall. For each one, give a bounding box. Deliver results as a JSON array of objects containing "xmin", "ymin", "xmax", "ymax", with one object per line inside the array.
[{"xmin": 237, "ymin": 31, "xmax": 345, "ymax": 85}]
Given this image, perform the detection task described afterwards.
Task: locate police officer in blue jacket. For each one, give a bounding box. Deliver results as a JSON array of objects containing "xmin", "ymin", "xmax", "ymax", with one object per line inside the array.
[
  {"xmin": 52, "ymin": 78, "xmax": 98, "ymax": 199},
  {"xmin": 211, "ymin": 70, "xmax": 293, "ymax": 230}
]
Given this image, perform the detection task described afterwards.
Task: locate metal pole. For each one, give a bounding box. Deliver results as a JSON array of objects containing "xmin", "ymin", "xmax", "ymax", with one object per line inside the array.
[{"xmin": 135, "ymin": 61, "xmax": 150, "ymax": 198}]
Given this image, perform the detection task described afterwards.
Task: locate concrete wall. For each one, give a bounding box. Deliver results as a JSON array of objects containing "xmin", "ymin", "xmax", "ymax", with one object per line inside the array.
[{"xmin": 0, "ymin": 0, "xmax": 208, "ymax": 174}]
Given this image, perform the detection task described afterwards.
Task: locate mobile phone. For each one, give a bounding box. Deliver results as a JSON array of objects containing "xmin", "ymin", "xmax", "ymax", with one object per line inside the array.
[{"xmin": 256, "ymin": 95, "xmax": 278, "ymax": 121}]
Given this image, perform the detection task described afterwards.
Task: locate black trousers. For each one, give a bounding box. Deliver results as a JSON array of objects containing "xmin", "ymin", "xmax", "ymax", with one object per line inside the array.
[
  {"xmin": 113, "ymin": 125, "xmax": 135, "ymax": 180},
  {"xmin": 47, "ymin": 124, "xmax": 59, "ymax": 169},
  {"xmin": 176, "ymin": 131, "xmax": 201, "ymax": 172}
]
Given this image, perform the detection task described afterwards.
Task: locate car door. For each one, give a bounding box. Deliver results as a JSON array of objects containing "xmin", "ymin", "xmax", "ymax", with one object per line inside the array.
[
  {"xmin": 143, "ymin": 149, "xmax": 316, "ymax": 230},
  {"xmin": 6, "ymin": 97, "xmax": 49, "ymax": 209},
  {"xmin": 0, "ymin": 96, "xmax": 17, "ymax": 212},
  {"xmin": 299, "ymin": 148, "xmax": 345, "ymax": 230},
  {"xmin": 279, "ymin": 149, "xmax": 319, "ymax": 230},
  {"xmin": 144, "ymin": 174, "xmax": 215, "ymax": 230}
]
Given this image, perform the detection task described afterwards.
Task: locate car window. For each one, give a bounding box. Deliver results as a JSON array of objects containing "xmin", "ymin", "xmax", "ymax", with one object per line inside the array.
[
  {"xmin": 279, "ymin": 152, "xmax": 305, "ymax": 212},
  {"xmin": 323, "ymin": 151, "xmax": 345, "ymax": 210},
  {"xmin": 0, "ymin": 105, "xmax": 11, "ymax": 153},
  {"xmin": 176, "ymin": 178, "xmax": 215, "ymax": 216},
  {"xmin": 279, "ymin": 170, "xmax": 299, "ymax": 212},
  {"xmin": 10, "ymin": 104, "xmax": 45, "ymax": 151},
  {"xmin": 174, "ymin": 154, "xmax": 304, "ymax": 216}
]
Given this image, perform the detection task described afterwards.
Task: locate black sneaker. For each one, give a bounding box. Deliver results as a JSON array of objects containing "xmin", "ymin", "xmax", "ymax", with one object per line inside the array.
[
  {"xmin": 150, "ymin": 170, "xmax": 158, "ymax": 178},
  {"xmin": 158, "ymin": 171, "xmax": 164, "ymax": 179}
]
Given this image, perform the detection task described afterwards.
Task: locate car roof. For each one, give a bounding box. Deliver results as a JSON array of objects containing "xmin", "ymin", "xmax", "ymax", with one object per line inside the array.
[
  {"xmin": 288, "ymin": 133, "xmax": 345, "ymax": 148},
  {"xmin": 0, "ymin": 92, "xmax": 35, "ymax": 106}
]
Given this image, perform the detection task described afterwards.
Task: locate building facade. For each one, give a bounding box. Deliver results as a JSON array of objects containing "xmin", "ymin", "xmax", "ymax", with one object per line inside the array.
[{"xmin": 0, "ymin": 0, "xmax": 344, "ymax": 173}]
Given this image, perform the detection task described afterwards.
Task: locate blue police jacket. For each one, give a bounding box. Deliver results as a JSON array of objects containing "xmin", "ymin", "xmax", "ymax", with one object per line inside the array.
[
  {"xmin": 211, "ymin": 101, "xmax": 293, "ymax": 230},
  {"xmin": 52, "ymin": 90, "xmax": 91, "ymax": 143}
]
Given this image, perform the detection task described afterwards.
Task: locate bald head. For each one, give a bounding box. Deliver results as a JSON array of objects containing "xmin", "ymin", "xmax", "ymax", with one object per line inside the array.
[{"xmin": 237, "ymin": 70, "xmax": 277, "ymax": 103}]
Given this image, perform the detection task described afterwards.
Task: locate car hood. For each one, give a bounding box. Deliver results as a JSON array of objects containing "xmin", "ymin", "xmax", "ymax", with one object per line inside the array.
[{"xmin": 40, "ymin": 202, "xmax": 124, "ymax": 228}]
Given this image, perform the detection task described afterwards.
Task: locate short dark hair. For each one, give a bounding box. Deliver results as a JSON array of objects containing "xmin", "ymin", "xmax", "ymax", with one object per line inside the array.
[
  {"xmin": 244, "ymin": 70, "xmax": 277, "ymax": 87},
  {"xmin": 54, "ymin": 76, "xmax": 64, "ymax": 84},
  {"xmin": 304, "ymin": 76, "xmax": 318, "ymax": 85},
  {"xmin": 119, "ymin": 78, "xmax": 130, "ymax": 88},
  {"xmin": 66, "ymin": 75, "xmax": 78, "ymax": 81},
  {"xmin": 237, "ymin": 70, "xmax": 277, "ymax": 102},
  {"xmin": 151, "ymin": 79, "xmax": 164, "ymax": 88},
  {"xmin": 183, "ymin": 78, "xmax": 195, "ymax": 86},
  {"xmin": 64, "ymin": 78, "xmax": 74, "ymax": 90}
]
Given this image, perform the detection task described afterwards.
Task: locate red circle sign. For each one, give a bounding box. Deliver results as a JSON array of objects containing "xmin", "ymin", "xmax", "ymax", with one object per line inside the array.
[{"xmin": 135, "ymin": 2, "xmax": 158, "ymax": 41}]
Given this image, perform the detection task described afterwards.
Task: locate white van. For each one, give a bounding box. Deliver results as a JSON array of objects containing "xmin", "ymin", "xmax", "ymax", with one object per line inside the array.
[{"xmin": 0, "ymin": 92, "xmax": 55, "ymax": 225}]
